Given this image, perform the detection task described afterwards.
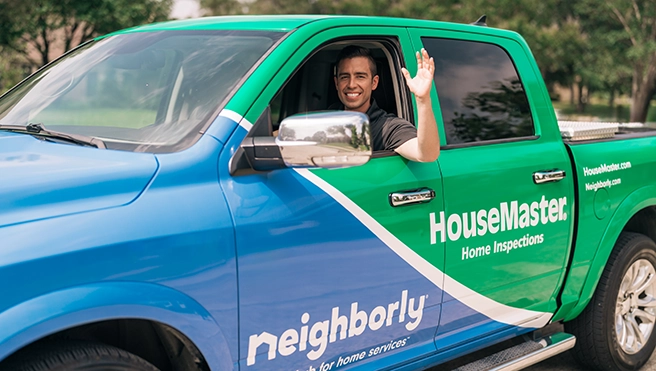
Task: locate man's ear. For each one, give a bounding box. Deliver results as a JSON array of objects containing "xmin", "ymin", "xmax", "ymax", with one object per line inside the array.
[
  {"xmin": 334, "ymin": 75, "xmax": 338, "ymax": 90},
  {"xmin": 372, "ymin": 75, "xmax": 379, "ymax": 90}
]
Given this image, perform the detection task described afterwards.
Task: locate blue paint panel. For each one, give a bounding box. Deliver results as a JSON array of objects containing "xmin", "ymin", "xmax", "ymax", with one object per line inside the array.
[
  {"xmin": 0, "ymin": 115, "xmax": 542, "ymax": 371},
  {"xmin": 0, "ymin": 132, "xmax": 158, "ymax": 228},
  {"xmin": 204, "ymin": 114, "xmax": 239, "ymax": 144},
  {"xmin": 435, "ymin": 293, "xmax": 509, "ymax": 351},
  {"xmin": 219, "ymin": 127, "xmax": 442, "ymax": 370},
  {"xmin": 0, "ymin": 282, "xmax": 231, "ymax": 371},
  {"xmin": 219, "ymin": 124, "xmax": 538, "ymax": 370},
  {"xmin": 0, "ymin": 134, "xmax": 240, "ymax": 366}
]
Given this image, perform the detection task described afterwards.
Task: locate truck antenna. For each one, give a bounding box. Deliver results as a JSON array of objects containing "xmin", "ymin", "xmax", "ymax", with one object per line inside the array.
[{"xmin": 471, "ymin": 15, "xmax": 487, "ymax": 26}]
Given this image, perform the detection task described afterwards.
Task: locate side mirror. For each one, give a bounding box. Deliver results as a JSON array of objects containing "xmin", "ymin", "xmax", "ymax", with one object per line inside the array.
[
  {"xmin": 240, "ymin": 111, "xmax": 371, "ymax": 171},
  {"xmin": 277, "ymin": 111, "xmax": 371, "ymax": 168}
]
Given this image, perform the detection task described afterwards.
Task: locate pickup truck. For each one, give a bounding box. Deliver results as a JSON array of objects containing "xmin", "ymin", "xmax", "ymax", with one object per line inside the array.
[{"xmin": 0, "ymin": 14, "xmax": 654, "ymax": 371}]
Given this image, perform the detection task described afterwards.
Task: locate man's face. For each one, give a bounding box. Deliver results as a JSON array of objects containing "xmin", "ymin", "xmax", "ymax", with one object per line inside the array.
[{"xmin": 334, "ymin": 56, "xmax": 379, "ymax": 113}]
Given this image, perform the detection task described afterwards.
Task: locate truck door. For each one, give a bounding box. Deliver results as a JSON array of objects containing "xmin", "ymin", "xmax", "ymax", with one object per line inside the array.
[
  {"xmin": 220, "ymin": 27, "xmax": 446, "ymax": 370},
  {"xmin": 408, "ymin": 29, "xmax": 575, "ymax": 349}
]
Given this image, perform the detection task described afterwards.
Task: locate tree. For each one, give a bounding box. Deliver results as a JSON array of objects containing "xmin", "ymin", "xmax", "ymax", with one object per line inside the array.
[
  {"xmin": 0, "ymin": 0, "xmax": 33, "ymax": 92},
  {"xmin": 199, "ymin": 0, "xmax": 646, "ymax": 120},
  {"xmin": 349, "ymin": 125, "xmax": 360, "ymax": 148},
  {"xmin": 0, "ymin": 0, "xmax": 172, "ymax": 69},
  {"xmin": 0, "ymin": 47, "xmax": 30, "ymax": 93},
  {"xmin": 577, "ymin": 0, "xmax": 656, "ymax": 122},
  {"xmin": 0, "ymin": 0, "xmax": 28, "ymax": 48},
  {"xmin": 226, "ymin": 0, "xmax": 587, "ymax": 99},
  {"xmin": 199, "ymin": 0, "xmax": 242, "ymax": 15}
]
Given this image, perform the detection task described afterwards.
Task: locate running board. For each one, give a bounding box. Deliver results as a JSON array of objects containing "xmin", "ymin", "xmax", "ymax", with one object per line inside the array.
[{"xmin": 453, "ymin": 333, "xmax": 576, "ymax": 371}]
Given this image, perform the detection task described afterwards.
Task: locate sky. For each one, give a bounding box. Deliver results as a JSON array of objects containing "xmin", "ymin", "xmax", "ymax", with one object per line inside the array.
[{"xmin": 171, "ymin": 0, "xmax": 202, "ymax": 19}]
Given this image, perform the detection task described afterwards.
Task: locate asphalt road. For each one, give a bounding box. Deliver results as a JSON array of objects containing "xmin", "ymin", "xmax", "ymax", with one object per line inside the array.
[
  {"xmin": 524, "ymin": 349, "xmax": 656, "ymax": 371},
  {"xmin": 428, "ymin": 334, "xmax": 656, "ymax": 370}
]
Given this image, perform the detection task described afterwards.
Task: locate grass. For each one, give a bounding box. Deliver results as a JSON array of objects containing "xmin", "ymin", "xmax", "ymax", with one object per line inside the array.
[
  {"xmin": 30, "ymin": 108, "xmax": 157, "ymax": 129},
  {"xmin": 27, "ymin": 103, "xmax": 656, "ymax": 129},
  {"xmin": 552, "ymin": 102, "xmax": 656, "ymax": 123}
]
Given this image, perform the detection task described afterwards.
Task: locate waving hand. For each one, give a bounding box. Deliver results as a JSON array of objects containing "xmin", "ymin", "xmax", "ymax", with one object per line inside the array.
[{"xmin": 401, "ymin": 48, "xmax": 434, "ymax": 100}]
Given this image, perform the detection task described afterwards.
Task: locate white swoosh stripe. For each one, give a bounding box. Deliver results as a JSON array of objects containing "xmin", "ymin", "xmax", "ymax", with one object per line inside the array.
[
  {"xmin": 218, "ymin": 110, "xmax": 551, "ymax": 328},
  {"xmin": 295, "ymin": 168, "xmax": 551, "ymax": 328},
  {"xmin": 219, "ymin": 109, "xmax": 252, "ymax": 131}
]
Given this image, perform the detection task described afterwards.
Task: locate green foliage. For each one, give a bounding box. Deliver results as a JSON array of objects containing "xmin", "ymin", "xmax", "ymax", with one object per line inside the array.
[
  {"xmin": 0, "ymin": 0, "xmax": 172, "ymax": 68},
  {"xmin": 0, "ymin": 46, "xmax": 30, "ymax": 94},
  {"xmin": 0, "ymin": 0, "xmax": 29, "ymax": 48},
  {"xmin": 349, "ymin": 125, "xmax": 360, "ymax": 148},
  {"xmin": 2, "ymin": 0, "xmax": 653, "ymax": 119},
  {"xmin": 554, "ymin": 102, "xmax": 656, "ymax": 123},
  {"xmin": 575, "ymin": 0, "xmax": 656, "ymax": 121},
  {"xmin": 195, "ymin": 0, "xmax": 656, "ymax": 121},
  {"xmin": 199, "ymin": 0, "xmax": 242, "ymax": 15}
]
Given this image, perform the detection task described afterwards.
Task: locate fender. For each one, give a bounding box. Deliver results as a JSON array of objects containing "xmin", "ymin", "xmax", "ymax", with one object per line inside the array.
[
  {"xmin": 562, "ymin": 185, "xmax": 656, "ymax": 321},
  {"xmin": 0, "ymin": 281, "xmax": 233, "ymax": 371}
]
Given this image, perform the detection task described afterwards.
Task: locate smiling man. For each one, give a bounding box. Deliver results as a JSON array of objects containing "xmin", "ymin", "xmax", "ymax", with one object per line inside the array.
[{"xmin": 333, "ymin": 45, "xmax": 440, "ymax": 162}]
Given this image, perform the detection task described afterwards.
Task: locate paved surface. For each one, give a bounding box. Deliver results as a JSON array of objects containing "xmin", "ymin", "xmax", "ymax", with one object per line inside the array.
[
  {"xmin": 428, "ymin": 336, "xmax": 656, "ymax": 370},
  {"xmin": 524, "ymin": 349, "xmax": 656, "ymax": 370}
]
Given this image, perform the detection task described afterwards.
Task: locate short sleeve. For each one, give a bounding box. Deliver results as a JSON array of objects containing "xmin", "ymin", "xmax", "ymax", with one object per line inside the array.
[{"xmin": 381, "ymin": 117, "xmax": 417, "ymax": 151}]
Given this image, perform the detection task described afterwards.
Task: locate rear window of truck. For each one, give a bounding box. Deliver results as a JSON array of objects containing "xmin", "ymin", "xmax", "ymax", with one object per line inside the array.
[{"xmin": 422, "ymin": 38, "xmax": 534, "ymax": 145}]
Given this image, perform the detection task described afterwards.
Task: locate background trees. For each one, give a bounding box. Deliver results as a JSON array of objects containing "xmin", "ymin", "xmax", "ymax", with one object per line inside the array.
[
  {"xmin": 198, "ymin": 0, "xmax": 654, "ymax": 122},
  {"xmin": 1, "ymin": 0, "xmax": 654, "ymax": 121},
  {"xmin": 0, "ymin": 0, "xmax": 171, "ymax": 91},
  {"xmin": 575, "ymin": 0, "xmax": 656, "ymax": 122}
]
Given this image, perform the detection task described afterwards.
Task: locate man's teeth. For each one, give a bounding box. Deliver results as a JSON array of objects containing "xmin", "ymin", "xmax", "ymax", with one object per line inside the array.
[{"xmin": 347, "ymin": 93, "xmax": 360, "ymax": 97}]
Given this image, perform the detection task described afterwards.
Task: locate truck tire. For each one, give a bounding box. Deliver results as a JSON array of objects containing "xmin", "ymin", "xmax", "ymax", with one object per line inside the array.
[
  {"xmin": 0, "ymin": 342, "xmax": 160, "ymax": 371},
  {"xmin": 566, "ymin": 232, "xmax": 656, "ymax": 370}
]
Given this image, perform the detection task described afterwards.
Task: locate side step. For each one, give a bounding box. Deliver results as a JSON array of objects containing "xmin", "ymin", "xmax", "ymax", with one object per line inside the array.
[{"xmin": 453, "ymin": 333, "xmax": 576, "ymax": 371}]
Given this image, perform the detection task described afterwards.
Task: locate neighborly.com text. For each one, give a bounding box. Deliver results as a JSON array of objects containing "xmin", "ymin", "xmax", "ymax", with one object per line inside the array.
[{"xmin": 585, "ymin": 178, "xmax": 621, "ymax": 191}]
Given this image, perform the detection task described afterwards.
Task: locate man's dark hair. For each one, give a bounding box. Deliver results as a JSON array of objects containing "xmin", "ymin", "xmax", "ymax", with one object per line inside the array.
[{"xmin": 334, "ymin": 45, "xmax": 377, "ymax": 76}]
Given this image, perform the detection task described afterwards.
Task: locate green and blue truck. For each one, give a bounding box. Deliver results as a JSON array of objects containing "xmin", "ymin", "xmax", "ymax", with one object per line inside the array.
[{"xmin": 0, "ymin": 14, "xmax": 655, "ymax": 371}]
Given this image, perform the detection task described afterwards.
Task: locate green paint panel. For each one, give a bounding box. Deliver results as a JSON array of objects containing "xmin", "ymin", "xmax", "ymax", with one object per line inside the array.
[
  {"xmin": 111, "ymin": 13, "xmax": 656, "ymax": 322},
  {"xmin": 228, "ymin": 23, "xmax": 447, "ymax": 278},
  {"xmin": 437, "ymin": 139, "xmax": 573, "ymax": 313},
  {"xmin": 231, "ymin": 25, "xmax": 415, "ymax": 126},
  {"xmin": 311, "ymin": 157, "xmax": 445, "ymax": 274},
  {"xmin": 105, "ymin": 15, "xmax": 529, "ymax": 39},
  {"xmin": 557, "ymin": 136, "xmax": 656, "ymax": 321},
  {"xmin": 104, "ymin": 15, "xmax": 323, "ymax": 35},
  {"xmin": 405, "ymin": 28, "xmax": 574, "ymax": 312}
]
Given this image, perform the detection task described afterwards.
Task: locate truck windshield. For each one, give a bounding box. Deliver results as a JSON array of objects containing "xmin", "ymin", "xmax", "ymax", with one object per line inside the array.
[{"xmin": 0, "ymin": 30, "xmax": 284, "ymax": 152}]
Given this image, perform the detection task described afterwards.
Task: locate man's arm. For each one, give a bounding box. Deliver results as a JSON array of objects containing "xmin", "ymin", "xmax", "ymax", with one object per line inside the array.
[{"xmin": 395, "ymin": 49, "xmax": 440, "ymax": 162}]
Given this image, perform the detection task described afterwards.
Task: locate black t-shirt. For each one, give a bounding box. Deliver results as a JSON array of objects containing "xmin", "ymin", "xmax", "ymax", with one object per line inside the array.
[{"xmin": 330, "ymin": 99, "xmax": 417, "ymax": 152}]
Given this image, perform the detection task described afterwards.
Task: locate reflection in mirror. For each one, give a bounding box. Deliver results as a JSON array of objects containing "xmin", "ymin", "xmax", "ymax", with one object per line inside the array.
[{"xmin": 276, "ymin": 111, "xmax": 371, "ymax": 168}]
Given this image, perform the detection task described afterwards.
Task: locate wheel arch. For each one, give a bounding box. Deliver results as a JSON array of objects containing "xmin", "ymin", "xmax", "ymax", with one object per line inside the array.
[
  {"xmin": 565, "ymin": 232, "xmax": 656, "ymax": 369},
  {"xmin": 0, "ymin": 282, "xmax": 233, "ymax": 371},
  {"xmin": 564, "ymin": 185, "xmax": 656, "ymax": 321}
]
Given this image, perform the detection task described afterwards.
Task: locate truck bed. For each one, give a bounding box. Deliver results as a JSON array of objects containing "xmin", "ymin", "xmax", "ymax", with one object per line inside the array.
[{"xmin": 559, "ymin": 121, "xmax": 656, "ymax": 143}]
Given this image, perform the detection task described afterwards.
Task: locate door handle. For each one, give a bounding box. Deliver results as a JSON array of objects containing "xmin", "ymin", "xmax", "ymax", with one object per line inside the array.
[
  {"xmin": 389, "ymin": 188, "xmax": 436, "ymax": 207},
  {"xmin": 533, "ymin": 169, "xmax": 566, "ymax": 184}
]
